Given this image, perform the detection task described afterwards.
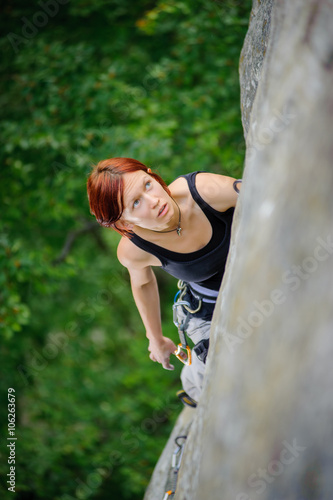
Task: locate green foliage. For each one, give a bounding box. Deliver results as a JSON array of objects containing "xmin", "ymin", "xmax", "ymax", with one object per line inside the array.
[{"xmin": 0, "ymin": 0, "xmax": 251, "ymax": 498}]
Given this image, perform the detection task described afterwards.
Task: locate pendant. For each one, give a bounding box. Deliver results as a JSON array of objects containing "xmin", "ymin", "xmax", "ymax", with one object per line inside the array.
[{"xmin": 177, "ymin": 227, "xmax": 182, "ymax": 236}]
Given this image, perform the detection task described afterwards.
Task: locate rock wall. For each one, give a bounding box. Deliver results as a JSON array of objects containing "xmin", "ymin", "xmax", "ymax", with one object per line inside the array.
[
  {"xmin": 146, "ymin": 0, "xmax": 333, "ymax": 498},
  {"xmin": 239, "ymin": 0, "xmax": 274, "ymax": 138},
  {"xmin": 144, "ymin": 407, "xmax": 194, "ymax": 499}
]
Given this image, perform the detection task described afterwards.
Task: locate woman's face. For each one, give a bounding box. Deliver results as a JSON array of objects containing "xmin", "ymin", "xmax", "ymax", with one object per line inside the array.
[{"xmin": 120, "ymin": 170, "xmax": 175, "ymax": 231}]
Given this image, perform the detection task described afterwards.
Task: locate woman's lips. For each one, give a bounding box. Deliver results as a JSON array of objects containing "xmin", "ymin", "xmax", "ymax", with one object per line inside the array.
[{"xmin": 158, "ymin": 204, "xmax": 168, "ymax": 217}]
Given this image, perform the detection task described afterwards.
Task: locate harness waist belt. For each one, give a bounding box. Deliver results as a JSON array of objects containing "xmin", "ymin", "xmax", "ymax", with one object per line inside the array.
[{"xmin": 188, "ymin": 282, "xmax": 219, "ymax": 304}]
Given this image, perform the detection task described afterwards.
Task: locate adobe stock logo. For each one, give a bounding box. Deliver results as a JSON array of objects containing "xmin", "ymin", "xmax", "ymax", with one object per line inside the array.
[
  {"xmin": 236, "ymin": 439, "xmax": 307, "ymax": 500},
  {"xmin": 223, "ymin": 234, "xmax": 333, "ymax": 353},
  {"xmin": 7, "ymin": 0, "xmax": 69, "ymax": 54},
  {"xmin": 247, "ymin": 105, "xmax": 297, "ymax": 162}
]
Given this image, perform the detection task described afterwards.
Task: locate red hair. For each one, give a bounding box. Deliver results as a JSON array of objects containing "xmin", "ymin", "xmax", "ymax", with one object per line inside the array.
[{"xmin": 87, "ymin": 157, "xmax": 170, "ymax": 236}]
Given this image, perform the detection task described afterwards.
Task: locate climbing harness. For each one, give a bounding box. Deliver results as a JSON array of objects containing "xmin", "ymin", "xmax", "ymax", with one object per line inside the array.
[
  {"xmin": 172, "ymin": 280, "xmax": 212, "ymax": 366},
  {"xmin": 193, "ymin": 338, "xmax": 210, "ymax": 364},
  {"xmin": 163, "ymin": 435, "xmax": 187, "ymax": 499},
  {"xmin": 172, "ymin": 298, "xmax": 192, "ymax": 366},
  {"xmin": 172, "ymin": 280, "xmax": 202, "ymax": 365},
  {"xmin": 175, "ymin": 280, "xmax": 202, "ymax": 314}
]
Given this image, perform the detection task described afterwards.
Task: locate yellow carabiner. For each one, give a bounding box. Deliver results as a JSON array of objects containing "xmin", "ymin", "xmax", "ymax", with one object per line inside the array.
[{"xmin": 173, "ymin": 344, "xmax": 192, "ymax": 366}]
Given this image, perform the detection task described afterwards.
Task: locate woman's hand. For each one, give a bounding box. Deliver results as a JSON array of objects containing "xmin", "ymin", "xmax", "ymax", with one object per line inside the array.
[{"xmin": 148, "ymin": 336, "xmax": 178, "ymax": 370}]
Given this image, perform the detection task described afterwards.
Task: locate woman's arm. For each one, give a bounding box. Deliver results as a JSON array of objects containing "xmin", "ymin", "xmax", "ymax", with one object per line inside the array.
[{"xmin": 117, "ymin": 238, "xmax": 177, "ymax": 370}]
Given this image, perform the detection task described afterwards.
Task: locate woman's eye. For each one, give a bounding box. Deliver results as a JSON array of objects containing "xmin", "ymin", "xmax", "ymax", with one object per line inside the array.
[
  {"xmin": 133, "ymin": 199, "xmax": 140, "ymax": 208},
  {"xmin": 145, "ymin": 181, "xmax": 152, "ymax": 189}
]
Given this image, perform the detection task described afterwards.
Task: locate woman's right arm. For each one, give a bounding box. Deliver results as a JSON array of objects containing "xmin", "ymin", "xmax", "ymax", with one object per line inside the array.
[{"xmin": 117, "ymin": 238, "xmax": 177, "ymax": 370}]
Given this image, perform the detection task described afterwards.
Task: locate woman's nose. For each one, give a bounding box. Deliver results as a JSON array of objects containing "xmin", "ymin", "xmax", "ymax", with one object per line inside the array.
[{"xmin": 145, "ymin": 193, "xmax": 159, "ymax": 208}]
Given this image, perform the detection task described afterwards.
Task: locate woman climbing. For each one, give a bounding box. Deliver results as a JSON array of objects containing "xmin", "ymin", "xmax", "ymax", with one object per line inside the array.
[{"xmin": 87, "ymin": 157, "xmax": 241, "ymax": 406}]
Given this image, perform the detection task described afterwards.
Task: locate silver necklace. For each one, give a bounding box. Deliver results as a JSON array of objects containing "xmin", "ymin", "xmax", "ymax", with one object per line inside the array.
[{"xmin": 151, "ymin": 198, "xmax": 182, "ymax": 236}]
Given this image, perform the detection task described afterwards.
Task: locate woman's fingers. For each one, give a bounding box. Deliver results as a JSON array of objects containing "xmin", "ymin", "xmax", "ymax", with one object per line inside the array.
[
  {"xmin": 149, "ymin": 351, "xmax": 175, "ymax": 370},
  {"xmin": 149, "ymin": 352, "xmax": 157, "ymax": 362},
  {"xmin": 162, "ymin": 358, "xmax": 174, "ymax": 371}
]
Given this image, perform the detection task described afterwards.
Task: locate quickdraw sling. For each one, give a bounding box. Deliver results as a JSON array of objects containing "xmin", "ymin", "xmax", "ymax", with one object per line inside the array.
[{"xmin": 172, "ymin": 280, "xmax": 211, "ymax": 366}]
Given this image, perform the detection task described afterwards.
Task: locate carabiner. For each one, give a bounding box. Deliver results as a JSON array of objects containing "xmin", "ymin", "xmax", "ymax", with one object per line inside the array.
[
  {"xmin": 172, "ymin": 300, "xmax": 192, "ymax": 328},
  {"xmin": 172, "ymin": 435, "xmax": 187, "ymax": 470},
  {"xmin": 177, "ymin": 280, "xmax": 202, "ymax": 314},
  {"xmin": 173, "ymin": 344, "xmax": 192, "ymax": 366}
]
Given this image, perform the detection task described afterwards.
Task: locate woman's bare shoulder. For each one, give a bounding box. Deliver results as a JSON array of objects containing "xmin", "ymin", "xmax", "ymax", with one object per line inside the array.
[
  {"xmin": 168, "ymin": 175, "xmax": 188, "ymax": 195},
  {"xmin": 117, "ymin": 236, "xmax": 159, "ymax": 269},
  {"xmin": 195, "ymin": 172, "xmax": 238, "ymax": 211}
]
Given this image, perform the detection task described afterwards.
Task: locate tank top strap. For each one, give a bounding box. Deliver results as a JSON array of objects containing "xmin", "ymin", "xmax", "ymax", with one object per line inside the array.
[{"xmin": 181, "ymin": 171, "xmax": 225, "ymax": 221}]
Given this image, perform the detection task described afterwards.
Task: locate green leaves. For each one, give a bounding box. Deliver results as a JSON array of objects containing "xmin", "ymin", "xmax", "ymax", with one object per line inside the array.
[{"xmin": 0, "ymin": 0, "xmax": 251, "ymax": 497}]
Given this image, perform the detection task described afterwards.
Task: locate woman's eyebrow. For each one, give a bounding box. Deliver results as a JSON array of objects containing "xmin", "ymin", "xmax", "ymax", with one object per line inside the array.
[{"xmin": 128, "ymin": 177, "xmax": 148, "ymax": 204}]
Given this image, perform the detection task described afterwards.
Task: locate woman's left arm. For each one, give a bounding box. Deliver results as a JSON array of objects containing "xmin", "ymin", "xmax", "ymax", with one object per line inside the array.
[{"xmin": 195, "ymin": 172, "xmax": 241, "ymax": 211}]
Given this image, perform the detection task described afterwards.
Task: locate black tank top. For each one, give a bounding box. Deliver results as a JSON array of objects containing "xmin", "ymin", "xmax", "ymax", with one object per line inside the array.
[{"xmin": 129, "ymin": 172, "xmax": 234, "ymax": 291}]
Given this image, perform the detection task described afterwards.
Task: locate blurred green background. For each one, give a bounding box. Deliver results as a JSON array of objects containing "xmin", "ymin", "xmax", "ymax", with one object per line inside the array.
[{"xmin": 0, "ymin": 1, "xmax": 250, "ymax": 498}]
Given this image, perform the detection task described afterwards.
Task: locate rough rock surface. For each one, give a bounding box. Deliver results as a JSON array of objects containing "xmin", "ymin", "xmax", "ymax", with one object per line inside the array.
[
  {"xmin": 239, "ymin": 0, "xmax": 274, "ymax": 138},
  {"xmin": 143, "ymin": 407, "xmax": 194, "ymax": 499},
  {"xmin": 145, "ymin": 0, "xmax": 333, "ymax": 498}
]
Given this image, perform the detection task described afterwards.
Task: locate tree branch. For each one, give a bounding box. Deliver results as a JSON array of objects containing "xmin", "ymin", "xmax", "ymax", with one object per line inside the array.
[{"xmin": 52, "ymin": 220, "xmax": 107, "ymax": 265}]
